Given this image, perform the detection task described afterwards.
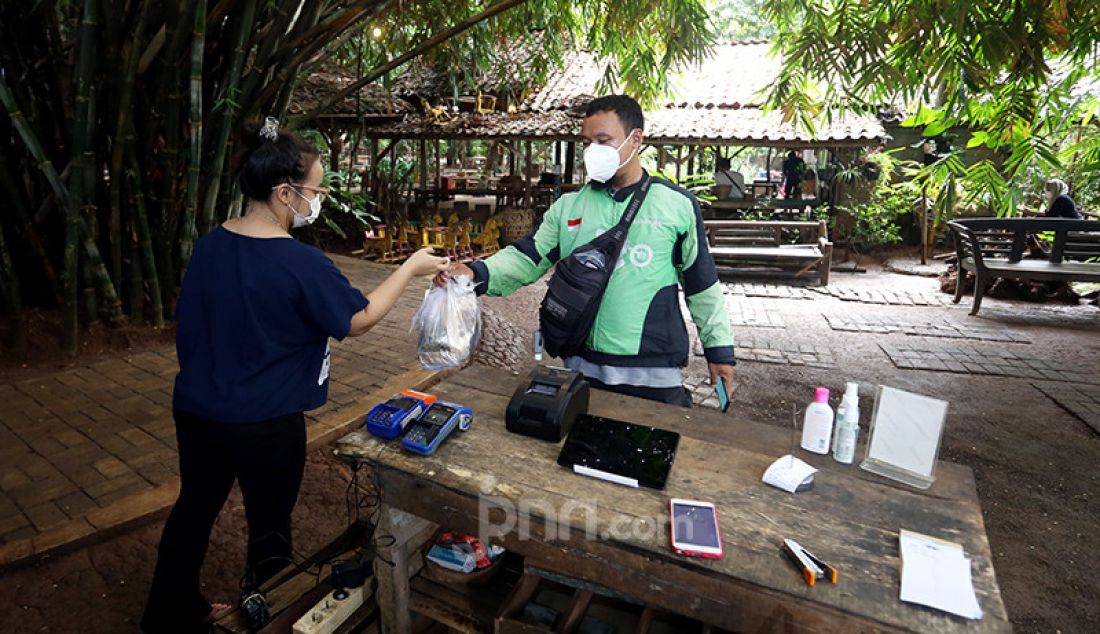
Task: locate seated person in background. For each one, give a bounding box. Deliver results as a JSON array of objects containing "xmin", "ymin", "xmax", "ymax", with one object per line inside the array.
[
  {"xmin": 713, "ymin": 156, "xmax": 744, "ymax": 198},
  {"xmin": 1042, "ymin": 179, "xmax": 1082, "ymax": 219}
]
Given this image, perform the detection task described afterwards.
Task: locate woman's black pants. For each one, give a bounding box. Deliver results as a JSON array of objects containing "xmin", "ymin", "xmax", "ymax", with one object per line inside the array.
[{"xmin": 141, "ymin": 409, "xmax": 306, "ymax": 632}]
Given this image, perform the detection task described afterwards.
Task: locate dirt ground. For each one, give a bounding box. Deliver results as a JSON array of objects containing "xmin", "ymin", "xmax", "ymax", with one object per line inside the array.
[
  {"xmin": 1, "ymin": 257, "xmax": 1098, "ymax": 632},
  {"xmin": 0, "ymin": 447, "xmax": 355, "ymax": 633}
]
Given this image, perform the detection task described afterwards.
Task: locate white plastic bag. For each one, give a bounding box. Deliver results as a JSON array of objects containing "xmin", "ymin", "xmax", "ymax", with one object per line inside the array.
[{"xmin": 412, "ymin": 276, "xmax": 481, "ymax": 370}]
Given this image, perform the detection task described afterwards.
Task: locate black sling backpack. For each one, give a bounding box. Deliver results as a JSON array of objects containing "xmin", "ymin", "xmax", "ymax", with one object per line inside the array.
[{"xmin": 539, "ymin": 176, "xmax": 651, "ymax": 359}]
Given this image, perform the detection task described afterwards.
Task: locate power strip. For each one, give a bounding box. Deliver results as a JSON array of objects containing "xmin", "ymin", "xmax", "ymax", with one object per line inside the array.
[{"xmin": 291, "ymin": 586, "xmax": 365, "ymax": 634}]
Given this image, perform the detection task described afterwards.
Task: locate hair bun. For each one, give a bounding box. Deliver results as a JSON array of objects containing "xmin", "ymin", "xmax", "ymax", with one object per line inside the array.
[{"xmin": 240, "ymin": 120, "xmax": 265, "ymax": 152}]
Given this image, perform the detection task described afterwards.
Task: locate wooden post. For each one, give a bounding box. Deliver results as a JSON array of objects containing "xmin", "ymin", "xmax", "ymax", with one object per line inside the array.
[
  {"xmin": 687, "ymin": 145, "xmax": 695, "ymax": 176},
  {"xmin": 676, "ymin": 146, "xmax": 683, "ymax": 182},
  {"xmin": 434, "ymin": 139, "xmax": 442, "ymax": 187},
  {"xmin": 368, "ymin": 138, "xmax": 378, "ymax": 192},
  {"xmin": 373, "ymin": 504, "xmax": 434, "ymax": 634},
  {"xmin": 418, "ymin": 139, "xmax": 427, "ymax": 188},
  {"xmin": 565, "ymin": 142, "xmax": 575, "ymax": 184}
]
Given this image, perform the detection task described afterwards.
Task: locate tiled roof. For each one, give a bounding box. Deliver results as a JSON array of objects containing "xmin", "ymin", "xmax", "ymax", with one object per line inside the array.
[
  {"xmin": 645, "ymin": 108, "xmax": 882, "ymax": 145},
  {"xmin": 358, "ymin": 111, "xmax": 578, "ymax": 141},
  {"xmin": 521, "ymin": 51, "xmax": 607, "ymax": 112},
  {"xmin": 356, "ymin": 41, "xmax": 884, "ymax": 145},
  {"xmin": 392, "ymin": 34, "xmax": 550, "ymax": 102},
  {"xmin": 288, "ymin": 64, "xmax": 411, "ymax": 119},
  {"xmin": 358, "ymin": 107, "xmax": 882, "ymax": 146},
  {"xmin": 522, "ymin": 41, "xmax": 781, "ymax": 112},
  {"xmin": 663, "ymin": 40, "xmax": 780, "ymax": 108}
]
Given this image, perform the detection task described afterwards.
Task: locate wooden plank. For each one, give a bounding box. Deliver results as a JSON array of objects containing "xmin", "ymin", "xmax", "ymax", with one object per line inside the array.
[
  {"xmin": 710, "ymin": 247, "xmax": 823, "ymax": 260},
  {"xmin": 705, "ymin": 220, "xmax": 821, "ymax": 230},
  {"xmin": 336, "ymin": 367, "xmax": 1010, "ymax": 634},
  {"xmin": 555, "ymin": 589, "xmax": 593, "ymax": 634}
]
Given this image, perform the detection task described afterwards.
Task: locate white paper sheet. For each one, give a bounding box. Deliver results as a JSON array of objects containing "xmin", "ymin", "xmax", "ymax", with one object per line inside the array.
[
  {"xmin": 762, "ymin": 455, "xmax": 817, "ymax": 493},
  {"xmin": 899, "ymin": 530, "xmax": 983, "ymax": 620},
  {"xmin": 867, "ymin": 387, "xmax": 948, "ymax": 479}
]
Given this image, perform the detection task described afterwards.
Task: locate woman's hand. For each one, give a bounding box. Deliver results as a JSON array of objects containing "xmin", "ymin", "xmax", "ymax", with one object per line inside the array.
[
  {"xmin": 402, "ymin": 247, "xmax": 450, "ymax": 277},
  {"xmin": 433, "ymin": 260, "xmax": 474, "ymax": 287}
]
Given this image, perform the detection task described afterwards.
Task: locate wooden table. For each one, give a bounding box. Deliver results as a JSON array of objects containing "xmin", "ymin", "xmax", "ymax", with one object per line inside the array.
[{"xmin": 334, "ymin": 367, "xmax": 1010, "ymax": 633}]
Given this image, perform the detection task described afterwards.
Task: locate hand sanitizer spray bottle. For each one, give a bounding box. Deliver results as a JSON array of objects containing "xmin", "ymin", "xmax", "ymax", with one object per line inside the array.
[
  {"xmin": 832, "ymin": 382, "xmax": 860, "ymax": 464},
  {"xmin": 801, "ymin": 387, "xmax": 833, "ymax": 454}
]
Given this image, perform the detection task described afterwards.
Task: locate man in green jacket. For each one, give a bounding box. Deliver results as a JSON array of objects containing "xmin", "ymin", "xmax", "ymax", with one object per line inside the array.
[{"xmin": 444, "ymin": 95, "xmax": 735, "ymax": 406}]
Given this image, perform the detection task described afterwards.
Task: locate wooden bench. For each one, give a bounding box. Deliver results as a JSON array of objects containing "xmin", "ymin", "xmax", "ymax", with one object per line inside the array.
[
  {"xmin": 947, "ymin": 217, "xmax": 1100, "ymax": 315},
  {"xmin": 704, "ymin": 219, "xmax": 832, "ymax": 285}
]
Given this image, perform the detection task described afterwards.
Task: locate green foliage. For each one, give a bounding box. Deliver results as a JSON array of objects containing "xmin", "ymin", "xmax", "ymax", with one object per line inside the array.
[
  {"xmin": 357, "ymin": 0, "xmax": 715, "ymax": 108},
  {"xmin": 761, "ymin": 0, "xmax": 1100, "ymax": 217},
  {"xmin": 706, "ymin": 0, "xmax": 777, "ymax": 41},
  {"xmin": 651, "ymin": 170, "xmax": 717, "ymax": 201}
]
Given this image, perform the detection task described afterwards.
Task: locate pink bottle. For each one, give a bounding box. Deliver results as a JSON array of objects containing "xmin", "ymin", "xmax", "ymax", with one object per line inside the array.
[{"xmin": 800, "ymin": 387, "xmax": 834, "ymax": 454}]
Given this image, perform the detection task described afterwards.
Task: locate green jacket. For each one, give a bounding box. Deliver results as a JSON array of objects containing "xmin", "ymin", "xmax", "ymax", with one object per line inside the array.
[{"xmin": 469, "ymin": 173, "xmax": 735, "ymax": 368}]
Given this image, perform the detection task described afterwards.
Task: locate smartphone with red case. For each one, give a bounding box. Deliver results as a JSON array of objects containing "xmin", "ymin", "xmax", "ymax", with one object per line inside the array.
[{"xmin": 669, "ymin": 498, "xmax": 724, "ymax": 559}]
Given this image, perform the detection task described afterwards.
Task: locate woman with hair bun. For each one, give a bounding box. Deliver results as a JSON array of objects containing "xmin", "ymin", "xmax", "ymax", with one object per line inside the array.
[{"xmin": 142, "ymin": 118, "xmax": 448, "ymax": 632}]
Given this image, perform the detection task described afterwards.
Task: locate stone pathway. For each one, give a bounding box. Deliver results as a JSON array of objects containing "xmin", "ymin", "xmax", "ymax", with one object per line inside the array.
[
  {"xmin": 723, "ymin": 282, "xmax": 815, "ymax": 300},
  {"xmin": 824, "ymin": 314, "xmax": 1032, "ymax": 343},
  {"xmin": 1032, "ymin": 383, "xmax": 1100, "ymax": 434},
  {"xmin": 879, "ymin": 343, "xmax": 1098, "ymax": 384},
  {"xmin": 0, "ymin": 256, "xmax": 437, "ymax": 565},
  {"xmin": 727, "ymin": 296, "xmax": 786, "ymax": 328},
  {"xmin": 811, "ymin": 285, "xmax": 950, "ymax": 306},
  {"xmin": 719, "ymin": 338, "xmax": 836, "ymax": 368}
]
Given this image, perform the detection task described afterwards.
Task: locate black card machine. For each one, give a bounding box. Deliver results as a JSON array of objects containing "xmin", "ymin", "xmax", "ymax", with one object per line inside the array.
[{"xmin": 505, "ymin": 365, "xmax": 590, "ymax": 442}]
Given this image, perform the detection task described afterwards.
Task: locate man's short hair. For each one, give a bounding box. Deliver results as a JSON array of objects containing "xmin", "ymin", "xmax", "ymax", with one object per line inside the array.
[
  {"xmin": 584, "ymin": 95, "xmax": 645, "ymax": 135},
  {"xmin": 716, "ymin": 156, "xmax": 731, "ymax": 169}
]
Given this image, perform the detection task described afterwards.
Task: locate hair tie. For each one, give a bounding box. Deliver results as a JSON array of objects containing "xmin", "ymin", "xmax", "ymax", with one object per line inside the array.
[{"xmin": 259, "ymin": 116, "xmax": 279, "ymax": 142}]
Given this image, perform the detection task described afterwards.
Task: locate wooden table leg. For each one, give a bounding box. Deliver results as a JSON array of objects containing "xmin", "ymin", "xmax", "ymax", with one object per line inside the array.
[{"xmin": 374, "ymin": 504, "xmax": 434, "ymax": 634}]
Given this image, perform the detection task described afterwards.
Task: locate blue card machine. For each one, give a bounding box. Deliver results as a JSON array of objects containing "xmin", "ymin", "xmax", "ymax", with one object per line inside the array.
[
  {"xmin": 365, "ymin": 390, "xmax": 435, "ymax": 439},
  {"xmin": 402, "ymin": 402, "xmax": 472, "ymax": 455}
]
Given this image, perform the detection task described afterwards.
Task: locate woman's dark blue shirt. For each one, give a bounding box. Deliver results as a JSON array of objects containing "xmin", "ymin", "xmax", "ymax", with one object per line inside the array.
[{"xmin": 173, "ymin": 227, "xmax": 369, "ymax": 423}]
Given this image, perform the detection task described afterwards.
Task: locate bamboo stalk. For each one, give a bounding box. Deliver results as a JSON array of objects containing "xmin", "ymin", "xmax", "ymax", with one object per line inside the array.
[
  {"xmin": 180, "ymin": 0, "xmax": 207, "ymax": 273},
  {"xmin": 153, "ymin": 2, "xmax": 198, "ymax": 299},
  {"xmin": 0, "ymin": 220, "xmax": 27, "ymax": 359},
  {"xmin": 236, "ymin": 0, "xmax": 301, "ymax": 115},
  {"xmin": 199, "ymin": 0, "xmax": 258, "ymax": 234},
  {"xmin": 108, "ymin": 0, "xmax": 151, "ymax": 289},
  {"xmin": 251, "ymin": 0, "xmax": 362, "ymax": 116},
  {"xmin": 61, "ymin": 0, "xmax": 98, "ymax": 352},
  {"xmin": 127, "ymin": 145, "xmax": 165, "ymax": 328},
  {"xmin": 129, "ymin": 234, "xmax": 144, "ymax": 321}
]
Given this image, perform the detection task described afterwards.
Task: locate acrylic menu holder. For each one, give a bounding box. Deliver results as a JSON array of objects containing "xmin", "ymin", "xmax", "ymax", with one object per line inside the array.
[{"xmin": 860, "ymin": 386, "xmax": 949, "ymax": 490}]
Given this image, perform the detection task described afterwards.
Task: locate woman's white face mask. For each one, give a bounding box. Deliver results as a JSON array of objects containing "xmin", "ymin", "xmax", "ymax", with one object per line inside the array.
[
  {"xmin": 583, "ymin": 129, "xmax": 639, "ymax": 183},
  {"xmin": 287, "ymin": 186, "xmax": 322, "ymax": 228}
]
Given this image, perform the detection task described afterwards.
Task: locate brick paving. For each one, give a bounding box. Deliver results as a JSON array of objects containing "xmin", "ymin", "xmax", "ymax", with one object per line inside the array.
[
  {"xmin": 697, "ymin": 337, "xmax": 837, "ymax": 369},
  {"xmin": 723, "ymin": 282, "xmax": 815, "ymax": 300},
  {"xmin": 811, "ymin": 285, "xmax": 950, "ymax": 306},
  {"xmin": 727, "ymin": 296, "xmax": 786, "ymax": 328},
  {"xmin": 0, "ymin": 256, "xmax": 433, "ymax": 560},
  {"xmin": 824, "ymin": 314, "xmax": 1032, "ymax": 343},
  {"xmin": 879, "ymin": 343, "xmax": 1099, "ymax": 384},
  {"xmin": 1032, "ymin": 383, "xmax": 1100, "ymax": 434}
]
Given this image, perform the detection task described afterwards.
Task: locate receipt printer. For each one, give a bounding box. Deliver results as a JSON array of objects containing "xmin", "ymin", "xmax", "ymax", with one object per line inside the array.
[{"xmin": 505, "ymin": 365, "xmax": 589, "ymax": 442}]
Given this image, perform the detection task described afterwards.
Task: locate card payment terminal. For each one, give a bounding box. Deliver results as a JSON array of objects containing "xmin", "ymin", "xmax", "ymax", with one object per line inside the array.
[
  {"xmin": 365, "ymin": 390, "xmax": 437, "ymax": 439},
  {"xmin": 401, "ymin": 402, "xmax": 472, "ymax": 455}
]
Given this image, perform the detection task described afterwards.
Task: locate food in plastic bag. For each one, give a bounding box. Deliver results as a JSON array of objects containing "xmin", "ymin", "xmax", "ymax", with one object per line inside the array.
[{"xmin": 412, "ymin": 276, "xmax": 481, "ymax": 370}]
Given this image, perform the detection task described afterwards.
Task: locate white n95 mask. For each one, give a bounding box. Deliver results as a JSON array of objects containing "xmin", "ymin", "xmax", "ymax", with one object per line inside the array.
[
  {"xmin": 583, "ymin": 129, "xmax": 639, "ymax": 183},
  {"xmin": 289, "ymin": 186, "xmax": 322, "ymax": 228}
]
